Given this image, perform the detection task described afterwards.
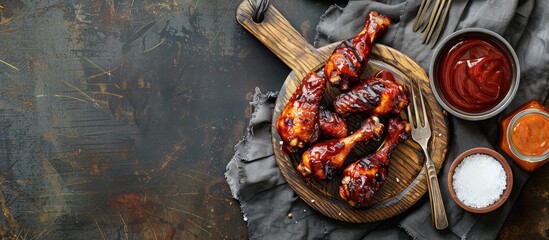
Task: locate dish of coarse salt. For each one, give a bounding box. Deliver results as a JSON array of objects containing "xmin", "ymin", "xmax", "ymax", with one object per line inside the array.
[{"xmin": 448, "ymin": 147, "xmax": 513, "ymax": 213}]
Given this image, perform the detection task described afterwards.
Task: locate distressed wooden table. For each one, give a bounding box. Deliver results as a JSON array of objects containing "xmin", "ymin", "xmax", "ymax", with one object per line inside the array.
[{"xmin": 0, "ymin": 0, "xmax": 545, "ymax": 239}]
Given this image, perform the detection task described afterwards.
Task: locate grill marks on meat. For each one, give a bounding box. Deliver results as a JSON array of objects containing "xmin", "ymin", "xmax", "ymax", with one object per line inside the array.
[
  {"xmin": 319, "ymin": 107, "xmax": 348, "ymax": 139},
  {"xmin": 275, "ymin": 11, "xmax": 413, "ymax": 209},
  {"xmin": 334, "ymin": 78, "xmax": 409, "ymax": 117},
  {"xmin": 276, "ymin": 70, "xmax": 326, "ymax": 152},
  {"xmin": 275, "ymin": 11, "xmax": 392, "ymax": 152},
  {"xmin": 339, "ymin": 117, "xmax": 411, "ymax": 208},
  {"xmin": 324, "ymin": 11, "xmax": 391, "ymax": 90},
  {"xmin": 297, "ymin": 116, "xmax": 384, "ymax": 180}
]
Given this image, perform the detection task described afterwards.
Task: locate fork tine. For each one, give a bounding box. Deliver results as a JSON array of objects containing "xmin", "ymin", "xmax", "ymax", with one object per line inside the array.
[
  {"xmin": 429, "ymin": 0, "xmax": 453, "ymax": 48},
  {"xmin": 407, "ymin": 103, "xmax": 414, "ymax": 127},
  {"xmin": 407, "ymin": 79, "xmax": 416, "ymax": 127},
  {"xmin": 423, "ymin": 0, "xmax": 446, "ymax": 44},
  {"xmin": 413, "ymin": 0, "xmax": 431, "ymax": 31},
  {"xmin": 421, "ymin": 0, "xmax": 440, "ymax": 33},
  {"xmin": 418, "ymin": 79, "xmax": 429, "ymax": 127},
  {"xmin": 412, "ymin": 81, "xmax": 422, "ymax": 128}
]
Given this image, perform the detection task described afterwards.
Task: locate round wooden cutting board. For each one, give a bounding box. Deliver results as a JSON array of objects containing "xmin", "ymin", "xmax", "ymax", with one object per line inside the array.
[{"xmin": 237, "ymin": 1, "xmax": 449, "ymax": 222}]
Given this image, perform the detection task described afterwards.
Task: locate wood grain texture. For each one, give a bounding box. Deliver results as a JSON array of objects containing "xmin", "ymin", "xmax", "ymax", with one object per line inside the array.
[
  {"xmin": 237, "ymin": 1, "xmax": 449, "ymax": 222},
  {"xmin": 236, "ymin": 0, "xmax": 324, "ymax": 79}
]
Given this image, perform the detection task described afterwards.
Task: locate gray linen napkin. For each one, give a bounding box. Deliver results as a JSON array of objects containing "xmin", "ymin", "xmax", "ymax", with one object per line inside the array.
[{"xmin": 226, "ymin": 0, "xmax": 549, "ymax": 239}]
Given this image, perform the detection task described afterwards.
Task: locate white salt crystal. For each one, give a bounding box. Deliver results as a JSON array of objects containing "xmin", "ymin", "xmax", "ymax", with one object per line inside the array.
[{"xmin": 452, "ymin": 153, "xmax": 507, "ymax": 208}]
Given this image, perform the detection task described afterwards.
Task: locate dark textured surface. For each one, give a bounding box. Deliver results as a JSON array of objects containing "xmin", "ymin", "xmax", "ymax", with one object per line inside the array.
[
  {"xmin": 0, "ymin": 0, "xmax": 336, "ymax": 238},
  {"xmin": 0, "ymin": 0, "xmax": 545, "ymax": 239}
]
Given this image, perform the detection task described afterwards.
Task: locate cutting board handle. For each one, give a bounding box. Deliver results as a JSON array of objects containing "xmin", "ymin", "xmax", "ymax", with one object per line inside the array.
[{"xmin": 236, "ymin": 0, "xmax": 326, "ymax": 77}]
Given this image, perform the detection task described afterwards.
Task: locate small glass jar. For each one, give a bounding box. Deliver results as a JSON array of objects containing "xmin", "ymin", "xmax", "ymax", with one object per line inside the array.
[{"xmin": 500, "ymin": 100, "xmax": 549, "ymax": 172}]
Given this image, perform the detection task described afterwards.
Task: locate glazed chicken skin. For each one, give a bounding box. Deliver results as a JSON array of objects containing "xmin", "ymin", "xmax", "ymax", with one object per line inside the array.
[
  {"xmin": 324, "ymin": 11, "xmax": 391, "ymax": 90},
  {"xmin": 276, "ymin": 70, "xmax": 326, "ymax": 152},
  {"xmin": 334, "ymin": 77, "xmax": 409, "ymax": 117},
  {"xmin": 339, "ymin": 117, "xmax": 411, "ymax": 208},
  {"xmin": 276, "ymin": 11, "xmax": 391, "ymax": 152},
  {"xmin": 319, "ymin": 106, "xmax": 348, "ymax": 139},
  {"xmin": 297, "ymin": 116, "xmax": 384, "ymax": 180}
]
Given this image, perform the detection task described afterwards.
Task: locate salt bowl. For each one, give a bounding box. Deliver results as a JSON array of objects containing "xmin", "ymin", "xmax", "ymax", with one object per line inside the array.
[{"xmin": 447, "ymin": 147, "xmax": 513, "ymax": 213}]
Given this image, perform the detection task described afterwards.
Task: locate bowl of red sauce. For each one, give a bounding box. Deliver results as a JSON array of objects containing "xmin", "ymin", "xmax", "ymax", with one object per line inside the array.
[{"xmin": 430, "ymin": 28, "xmax": 520, "ymax": 120}]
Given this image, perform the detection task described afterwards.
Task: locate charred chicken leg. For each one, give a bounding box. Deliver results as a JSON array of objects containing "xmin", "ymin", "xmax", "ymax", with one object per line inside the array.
[
  {"xmin": 324, "ymin": 11, "xmax": 391, "ymax": 90},
  {"xmin": 276, "ymin": 70, "xmax": 326, "ymax": 152},
  {"xmin": 276, "ymin": 11, "xmax": 391, "ymax": 151},
  {"xmin": 297, "ymin": 116, "xmax": 384, "ymax": 180},
  {"xmin": 319, "ymin": 106, "xmax": 348, "ymax": 139},
  {"xmin": 334, "ymin": 77, "xmax": 409, "ymax": 117},
  {"xmin": 339, "ymin": 117, "xmax": 411, "ymax": 208}
]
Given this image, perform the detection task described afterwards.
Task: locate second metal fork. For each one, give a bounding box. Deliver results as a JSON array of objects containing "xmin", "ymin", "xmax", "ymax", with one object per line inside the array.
[
  {"xmin": 407, "ymin": 78, "xmax": 448, "ymax": 230},
  {"xmin": 413, "ymin": 0, "xmax": 453, "ymax": 47}
]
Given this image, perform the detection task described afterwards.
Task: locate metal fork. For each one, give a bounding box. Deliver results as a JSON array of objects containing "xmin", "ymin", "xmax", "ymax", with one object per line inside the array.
[
  {"xmin": 407, "ymin": 78, "xmax": 448, "ymax": 230},
  {"xmin": 413, "ymin": 0, "xmax": 453, "ymax": 47}
]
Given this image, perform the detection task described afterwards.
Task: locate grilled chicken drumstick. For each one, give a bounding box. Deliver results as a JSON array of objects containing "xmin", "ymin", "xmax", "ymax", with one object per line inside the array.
[
  {"xmin": 276, "ymin": 70, "xmax": 326, "ymax": 152},
  {"xmin": 297, "ymin": 116, "xmax": 384, "ymax": 180},
  {"xmin": 319, "ymin": 106, "xmax": 348, "ymax": 139},
  {"xmin": 339, "ymin": 117, "xmax": 411, "ymax": 208},
  {"xmin": 324, "ymin": 11, "xmax": 391, "ymax": 90},
  {"xmin": 276, "ymin": 11, "xmax": 391, "ymax": 152},
  {"xmin": 334, "ymin": 77, "xmax": 409, "ymax": 117}
]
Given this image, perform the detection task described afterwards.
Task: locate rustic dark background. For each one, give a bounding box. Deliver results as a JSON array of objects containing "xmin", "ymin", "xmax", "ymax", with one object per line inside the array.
[{"xmin": 0, "ymin": 0, "xmax": 545, "ymax": 239}]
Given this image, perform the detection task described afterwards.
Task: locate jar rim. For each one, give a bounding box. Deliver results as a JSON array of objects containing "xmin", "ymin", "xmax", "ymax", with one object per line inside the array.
[{"xmin": 507, "ymin": 109, "xmax": 549, "ymax": 162}]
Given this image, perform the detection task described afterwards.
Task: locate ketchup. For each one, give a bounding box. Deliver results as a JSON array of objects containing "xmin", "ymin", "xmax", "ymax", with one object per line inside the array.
[{"xmin": 438, "ymin": 37, "xmax": 513, "ymax": 113}]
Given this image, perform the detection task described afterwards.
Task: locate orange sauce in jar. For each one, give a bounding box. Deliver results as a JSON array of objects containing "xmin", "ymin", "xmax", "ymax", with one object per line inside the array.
[
  {"xmin": 511, "ymin": 113, "xmax": 549, "ymax": 157},
  {"xmin": 500, "ymin": 100, "xmax": 549, "ymax": 172}
]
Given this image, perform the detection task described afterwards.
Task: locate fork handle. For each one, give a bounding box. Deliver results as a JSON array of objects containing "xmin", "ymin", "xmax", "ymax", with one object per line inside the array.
[{"xmin": 423, "ymin": 147, "xmax": 448, "ymax": 230}]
